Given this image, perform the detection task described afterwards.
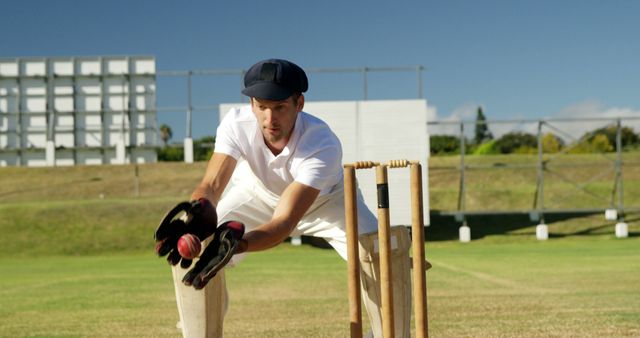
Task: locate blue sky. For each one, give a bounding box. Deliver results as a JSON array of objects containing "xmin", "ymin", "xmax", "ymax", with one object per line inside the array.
[{"xmin": 2, "ymin": 0, "xmax": 639, "ymax": 139}]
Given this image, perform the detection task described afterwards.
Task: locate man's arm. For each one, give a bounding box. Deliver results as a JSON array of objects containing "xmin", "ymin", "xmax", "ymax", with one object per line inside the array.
[
  {"xmin": 243, "ymin": 181, "xmax": 320, "ymax": 252},
  {"xmin": 190, "ymin": 152, "xmax": 237, "ymax": 206}
]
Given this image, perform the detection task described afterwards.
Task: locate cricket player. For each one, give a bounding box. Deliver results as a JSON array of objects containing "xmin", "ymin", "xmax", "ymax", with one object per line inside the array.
[{"xmin": 155, "ymin": 59, "xmax": 413, "ymax": 337}]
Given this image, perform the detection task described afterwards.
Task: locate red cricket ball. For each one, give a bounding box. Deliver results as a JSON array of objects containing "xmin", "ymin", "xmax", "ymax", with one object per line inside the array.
[{"xmin": 177, "ymin": 234, "xmax": 202, "ymax": 260}]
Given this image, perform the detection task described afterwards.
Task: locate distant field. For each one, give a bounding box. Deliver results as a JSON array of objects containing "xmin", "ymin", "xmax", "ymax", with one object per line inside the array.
[
  {"xmin": 429, "ymin": 152, "xmax": 640, "ymax": 212},
  {"xmin": 0, "ymin": 161, "xmax": 207, "ymax": 203},
  {"xmin": 2, "ymin": 152, "xmax": 638, "ymax": 211}
]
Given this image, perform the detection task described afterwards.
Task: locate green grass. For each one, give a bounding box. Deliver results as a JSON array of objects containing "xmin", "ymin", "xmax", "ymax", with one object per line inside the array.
[
  {"xmin": 427, "ymin": 238, "xmax": 640, "ymax": 337},
  {"xmin": 1, "ymin": 157, "xmax": 639, "ymax": 336},
  {"xmin": 0, "ymin": 198, "xmax": 180, "ymax": 256},
  {"xmin": 0, "ymin": 162, "xmax": 206, "ymax": 203},
  {"xmin": 1, "ymin": 239, "xmax": 639, "ymax": 337}
]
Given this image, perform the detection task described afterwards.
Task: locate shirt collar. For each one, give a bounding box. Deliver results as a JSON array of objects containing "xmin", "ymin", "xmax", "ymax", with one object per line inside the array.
[{"xmin": 255, "ymin": 112, "xmax": 303, "ymax": 160}]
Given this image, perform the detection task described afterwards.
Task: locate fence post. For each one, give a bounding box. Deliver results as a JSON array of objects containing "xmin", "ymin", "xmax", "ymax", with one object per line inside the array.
[
  {"xmin": 615, "ymin": 119, "xmax": 624, "ymax": 216},
  {"xmin": 458, "ymin": 122, "xmax": 466, "ymax": 214},
  {"xmin": 362, "ymin": 67, "xmax": 368, "ymax": 100},
  {"xmin": 134, "ymin": 164, "xmax": 140, "ymax": 197},
  {"xmin": 416, "ymin": 65, "xmax": 424, "ymax": 99},
  {"xmin": 535, "ymin": 120, "xmax": 548, "ymax": 240},
  {"xmin": 184, "ymin": 71, "xmax": 194, "ymax": 163},
  {"xmin": 614, "ymin": 119, "xmax": 628, "ymax": 237},
  {"xmin": 458, "ymin": 122, "xmax": 470, "ymax": 242}
]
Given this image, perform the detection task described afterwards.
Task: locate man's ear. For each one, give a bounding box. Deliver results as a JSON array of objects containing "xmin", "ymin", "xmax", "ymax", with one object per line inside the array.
[{"xmin": 296, "ymin": 94, "xmax": 305, "ymax": 112}]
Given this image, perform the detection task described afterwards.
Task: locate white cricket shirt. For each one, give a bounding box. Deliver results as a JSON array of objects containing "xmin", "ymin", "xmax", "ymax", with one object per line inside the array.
[{"xmin": 215, "ymin": 105, "xmax": 343, "ymax": 196}]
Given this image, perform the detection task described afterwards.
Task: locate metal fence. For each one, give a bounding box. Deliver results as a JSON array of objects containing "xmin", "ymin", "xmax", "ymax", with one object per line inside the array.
[{"xmin": 428, "ymin": 117, "xmax": 640, "ymax": 228}]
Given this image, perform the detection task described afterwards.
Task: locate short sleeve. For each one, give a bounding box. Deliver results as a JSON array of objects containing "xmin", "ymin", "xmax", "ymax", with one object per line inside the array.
[
  {"xmin": 294, "ymin": 143, "xmax": 342, "ymax": 191},
  {"xmin": 213, "ymin": 108, "xmax": 242, "ymax": 160}
]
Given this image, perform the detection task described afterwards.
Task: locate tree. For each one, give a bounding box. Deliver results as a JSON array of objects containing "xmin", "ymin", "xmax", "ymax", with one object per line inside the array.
[
  {"xmin": 157, "ymin": 146, "xmax": 184, "ymax": 161},
  {"xmin": 589, "ymin": 134, "xmax": 614, "ymax": 152},
  {"xmin": 159, "ymin": 124, "xmax": 173, "ymax": 147},
  {"xmin": 494, "ymin": 132, "xmax": 537, "ymax": 154},
  {"xmin": 473, "ymin": 140, "xmax": 498, "ymax": 155},
  {"xmin": 474, "ymin": 107, "xmax": 493, "ymax": 145},
  {"xmin": 194, "ymin": 136, "xmax": 216, "ymax": 161},
  {"xmin": 157, "ymin": 135, "xmax": 216, "ymax": 162},
  {"xmin": 542, "ymin": 133, "xmax": 563, "ymax": 153},
  {"xmin": 429, "ymin": 135, "xmax": 460, "ymax": 155},
  {"xmin": 582, "ymin": 125, "xmax": 639, "ymax": 151}
]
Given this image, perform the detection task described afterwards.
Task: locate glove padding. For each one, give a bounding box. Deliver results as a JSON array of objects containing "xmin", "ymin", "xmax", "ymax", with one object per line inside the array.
[
  {"xmin": 182, "ymin": 221, "xmax": 245, "ymax": 290},
  {"xmin": 154, "ymin": 199, "xmax": 217, "ymax": 268}
]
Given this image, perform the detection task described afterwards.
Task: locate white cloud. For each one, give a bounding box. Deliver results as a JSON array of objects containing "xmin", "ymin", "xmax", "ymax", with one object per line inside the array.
[
  {"xmin": 554, "ymin": 99, "xmax": 604, "ymax": 118},
  {"xmin": 546, "ymin": 100, "xmax": 640, "ymax": 142},
  {"xmin": 428, "ymin": 100, "xmax": 640, "ymax": 142},
  {"xmin": 425, "ymin": 104, "xmax": 438, "ymax": 122},
  {"xmin": 427, "ymin": 103, "xmax": 478, "ymax": 137},
  {"xmin": 428, "ymin": 103, "xmax": 536, "ymax": 138},
  {"xmin": 489, "ymin": 114, "xmax": 537, "ymax": 139}
]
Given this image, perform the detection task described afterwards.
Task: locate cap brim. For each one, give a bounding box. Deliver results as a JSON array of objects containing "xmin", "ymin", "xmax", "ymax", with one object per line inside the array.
[{"xmin": 241, "ymin": 82, "xmax": 293, "ymax": 101}]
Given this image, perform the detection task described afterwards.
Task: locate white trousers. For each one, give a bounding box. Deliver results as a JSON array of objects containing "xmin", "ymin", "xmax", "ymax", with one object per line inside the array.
[{"xmin": 172, "ymin": 167, "xmax": 378, "ymax": 337}]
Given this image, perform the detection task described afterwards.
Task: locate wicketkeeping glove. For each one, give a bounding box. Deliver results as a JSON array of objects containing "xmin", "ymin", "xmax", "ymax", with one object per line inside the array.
[
  {"xmin": 182, "ymin": 221, "xmax": 246, "ymax": 290},
  {"xmin": 154, "ymin": 198, "xmax": 217, "ymax": 268}
]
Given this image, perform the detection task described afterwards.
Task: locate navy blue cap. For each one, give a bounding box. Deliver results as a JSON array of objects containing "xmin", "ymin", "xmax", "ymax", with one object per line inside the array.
[{"xmin": 242, "ymin": 59, "xmax": 308, "ymax": 100}]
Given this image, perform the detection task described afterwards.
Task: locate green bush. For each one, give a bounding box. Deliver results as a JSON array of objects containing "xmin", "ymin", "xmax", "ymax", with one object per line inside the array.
[
  {"xmin": 542, "ymin": 133, "xmax": 563, "ymax": 153},
  {"xmin": 157, "ymin": 136, "xmax": 215, "ymax": 162},
  {"xmin": 590, "ymin": 134, "xmax": 614, "ymax": 152},
  {"xmin": 430, "ymin": 135, "xmax": 461, "ymax": 155},
  {"xmin": 157, "ymin": 146, "xmax": 184, "ymax": 161},
  {"xmin": 494, "ymin": 132, "xmax": 537, "ymax": 154},
  {"xmin": 568, "ymin": 134, "xmax": 614, "ymax": 153},
  {"xmin": 473, "ymin": 140, "xmax": 498, "ymax": 155},
  {"xmin": 582, "ymin": 126, "xmax": 639, "ymax": 150},
  {"xmin": 194, "ymin": 136, "xmax": 215, "ymax": 161}
]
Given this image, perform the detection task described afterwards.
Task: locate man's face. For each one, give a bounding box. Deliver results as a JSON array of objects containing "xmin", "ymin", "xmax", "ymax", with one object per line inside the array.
[{"xmin": 251, "ymin": 95, "xmax": 304, "ymax": 149}]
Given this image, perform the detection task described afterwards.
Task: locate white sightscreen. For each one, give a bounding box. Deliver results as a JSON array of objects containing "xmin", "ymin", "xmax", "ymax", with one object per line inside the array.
[{"xmin": 220, "ymin": 99, "xmax": 431, "ymax": 226}]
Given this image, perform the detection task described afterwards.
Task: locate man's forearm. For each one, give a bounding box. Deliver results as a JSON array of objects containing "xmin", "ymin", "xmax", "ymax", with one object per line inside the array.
[
  {"xmin": 242, "ymin": 219, "xmax": 296, "ymax": 252},
  {"xmin": 240, "ymin": 181, "xmax": 320, "ymax": 252},
  {"xmin": 190, "ymin": 184, "xmax": 219, "ymax": 206}
]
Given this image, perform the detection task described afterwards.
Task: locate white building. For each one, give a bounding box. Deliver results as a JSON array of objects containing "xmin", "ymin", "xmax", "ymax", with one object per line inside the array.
[{"xmin": 0, "ymin": 56, "xmax": 157, "ymax": 166}]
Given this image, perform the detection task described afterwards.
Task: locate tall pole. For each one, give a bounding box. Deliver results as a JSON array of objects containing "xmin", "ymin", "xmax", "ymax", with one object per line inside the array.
[
  {"xmin": 186, "ymin": 71, "xmax": 193, "ymax": 139},
  {"xmin": 536, "ymin": 121, "xmax": 545, "ymax": 224},
  {"xmin": 45, "ymin": 58, "xmax": 56, "ymax": 166},
  {"xmin": 615, "ymin": 119, "xmax": 624, "ymax": 219},
  {"xmin": 458, "ymin": 123, "xmax": 466, "ymax": 215},
  {"xmin": 362, "ymin": 67, "xmax": 368, "ymax": 100},
  {"xmin": 417, "ymin": 65, "xmax": 424, "ymax": 99}
]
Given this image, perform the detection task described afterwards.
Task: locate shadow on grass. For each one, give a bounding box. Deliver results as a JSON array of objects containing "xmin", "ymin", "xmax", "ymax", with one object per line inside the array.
[
  {"xmin": 300, "ymin": 212, "xmax": 639, "ymax": 248},
  {"xmin": 550, "ymin": 215, "xmax": 640, "ymax": 238},
  {"xmin": 425, "ymin": 210, "xmax": 617, "ymax": 241}
]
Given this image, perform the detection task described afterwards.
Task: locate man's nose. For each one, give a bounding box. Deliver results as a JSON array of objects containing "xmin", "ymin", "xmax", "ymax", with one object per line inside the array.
[{"xmin": 264, "ymin": 109, "xmax": 275, "ymax": 124}]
